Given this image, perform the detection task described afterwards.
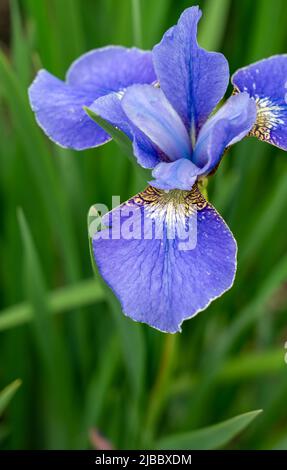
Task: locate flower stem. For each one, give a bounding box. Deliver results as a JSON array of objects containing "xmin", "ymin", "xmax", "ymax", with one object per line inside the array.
[
  {"xmin": 143, "ymin": 333, "xmax": 177, "ymax": 447},
  {"xmin": 198, "ymin": 176, "xmax": 209, "ymax": 201}
]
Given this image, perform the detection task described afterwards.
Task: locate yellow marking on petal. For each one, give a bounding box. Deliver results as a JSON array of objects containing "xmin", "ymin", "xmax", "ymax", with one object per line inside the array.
[
  {"xmin": 132, "ymin": 185, "xmax": 207, "ymax": 230},
  {"xmin": 133, "ymin": 185, "xmax": 206, "ymax": 210},
  {"xmin": 251, "ymin": 97, "xmax": 285, "ymax": 144},
  {"xmin": 198, "ymin": 177, "xmax": 209, "ymax": 201}
]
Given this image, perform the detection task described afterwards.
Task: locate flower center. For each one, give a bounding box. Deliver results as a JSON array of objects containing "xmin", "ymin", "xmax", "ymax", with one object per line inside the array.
[
  {"xmin": 251, "ymin": 96, "xmax": 285, "ymax": 143},
  {"xmin": 133, "ymin": 184, "xmax": 207, "ymax": 217}
]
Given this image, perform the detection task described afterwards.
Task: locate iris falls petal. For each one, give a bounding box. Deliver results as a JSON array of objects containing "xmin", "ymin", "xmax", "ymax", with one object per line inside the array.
[
  {"xmin": 67, "ymin": 46, "xmax": 156, "ymax": 94},
  {"xmin": 152, "ymin": 6, "xmax": 229, "ymax": 138},
  {"xmin": 91, "ymin": 185, "xmax": 237, "ymax": 333},
  {"xmin": 29, "ymin": 47, "xmax": 156, "ymax": 150},
  {"xmin": 28, "ymin": 70, "xmax": 109, "ymax": 150},
  {"xmin": 232, "ymin": 55, "xmax": 287, "ymax": 150}
]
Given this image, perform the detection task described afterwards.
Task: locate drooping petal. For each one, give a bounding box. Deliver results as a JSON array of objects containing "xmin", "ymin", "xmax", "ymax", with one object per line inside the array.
[
  {"xmin": 193, "ymin": 92, "xmax": 257, "ymax": 173},
  {"xmin": 121, "ymin": 85, "xmax": 192, "ymax": 161},
  {"xmin": 232, "ymin": 55, "xmax": 287, "ymax": 150},
  {"xmin": 28, "ymin": 70, "xmax": 109, "ymax": 150},
  {"xmin": 150, "ymin": 159, "xmax": 199, "ymax": 190},
  {"xmin": 90, "ymin": 92, "xmax": 161, "ymax": 168},
  {"xmin": 152, "ymin": 6, "xmax": 229, "ymax": 138},
  {"xmin": 29, "ymin": 47, "xmax": 156, "ymax": 150},
  {"xmin": 91, "ymin": 185, "xmax": 237, "ymax": 333},
  {"xmin": 67, "ymin": 46, "xmax": 156, "ymax": 94}
]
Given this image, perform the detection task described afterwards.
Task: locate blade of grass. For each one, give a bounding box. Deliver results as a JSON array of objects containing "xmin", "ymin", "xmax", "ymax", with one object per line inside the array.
[
  {"xmin": 88, "ymin": 208, "xmax": 146, "ymax": 447},
  {"xmin": 0, "ymin": 278, "xmax": 104, "ymax": 332},
  {"xmin": 17, "ymin": 208, "xmax": 79, "ymax": 448},
  {"xmin": 83, "ymin": 337, "xmax": 119, "ymax": 431},
  {"xmin": 84, "ymin": 108, "xmax": 134, "ymax": 162},
  {"xmin": 0, "ymin": 49, "xmax": 92, "ymax": 374},
  {"xmin": 47, "ymin": 0, "xmax": 85, "ymax": 69},
  {"xmin": 0, "ymin": 380, "xmax": 22, "ymax": 416},
  {"xmin": 156, "ymin": 410, "xmax": 262, "ymax": 450},
  {"xmin": 143, "ymin": 334, "xmax": 177, "ymax": 447},
  {"xmin": 23, "ymin": 0, "xmax": 61, "ymax": 72},
  {"xmin": 141, "ymin": 0, "xmax": 172, "ymax": 48},
  {"xmin": 239, "ymin": 166, "xmax": 287, "ymax": 265},
  {"xmin": 246, "ymin": 372, "xmax": 287, "ymax": 449},
  {"xmin": 10, "ymin": 0, "xmax": 30, "ymax": 86},
  {"xmin": 84, "ymin": 108, "xmax": 149, "ymax": 186},
  {"xmin": 272, "ymin": 435, "xmax": 287, "ymax": 450},
  {"xmin": 131, "ymin": 0, "xmax": 142, "ymax": 48},
  {"xmin": 88, "ymin": 206, "xmax": 146, "ymax": 401},
  {"xmin": 186, "ymin": 250, "xmax": 287, "ymax": 427},
  {"xmin": 198, "ymin": 0, "xmax": 230, "ymax": 51},
  {"xmin": 169, "ymin": 347, "xmax": 285, "ymax": 399},
  {"xmin": 247, "ymin": 0, "xmax": 286, "ymax": 62},
  {"xmin": 18, "ymin": 208, "xmax": 54, "ymax": 364},
  {"xmin": 0, "ymin": 51, "xmax": 81, "ymax": 281}
]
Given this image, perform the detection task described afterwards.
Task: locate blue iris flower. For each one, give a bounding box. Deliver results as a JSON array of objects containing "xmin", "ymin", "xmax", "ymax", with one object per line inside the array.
[{"xmin": 28, "ymin": 6, "xmax": 287, "ymax": 333}]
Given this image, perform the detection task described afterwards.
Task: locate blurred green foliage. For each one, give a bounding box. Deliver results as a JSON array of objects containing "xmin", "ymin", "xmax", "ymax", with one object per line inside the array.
[{"xmin": 0, "ymin": 0, "xmax": 287, "ymax": 450}]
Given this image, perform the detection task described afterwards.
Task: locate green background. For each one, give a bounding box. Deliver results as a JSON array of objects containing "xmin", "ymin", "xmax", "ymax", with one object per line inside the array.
[{"xmin": 0, "ymin": 0, "xmax": 287, "ymax": 450}]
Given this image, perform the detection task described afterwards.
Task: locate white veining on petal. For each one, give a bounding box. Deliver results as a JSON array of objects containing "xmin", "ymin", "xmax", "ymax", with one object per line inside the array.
[
  {"xmin": 132, "ymin": 186, "xmax": 206, "ymax": 245},
  {"xmin": 251, "ymin": 95, "xmax": 285, "ymax": 143},
  {"xmin": 116, "ymin": 89, "xmax": 125, "ymax": 99}
]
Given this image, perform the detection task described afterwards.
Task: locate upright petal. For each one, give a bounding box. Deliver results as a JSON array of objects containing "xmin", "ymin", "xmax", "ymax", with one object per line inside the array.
[
  {"xmin": 193, "ymin": 93, "xmax": 257, "ymax": 173},
  {"xmin": 121, "ymin": 85, "xmax": 192, "ymax": 161},
  {"xmin": 232, "ymin": 55, "xmax": 287, "ymax": 150},
  {"xmin": 91, "ymin": 185, "xmax": 237, "ymax": 333},
  {"xmin": 29, "ymin": 47, "xmax": 156, "ymax": 150},
  {"xmin": 153, "ymin": 6, "xmax": 229, "ymax": 138}
]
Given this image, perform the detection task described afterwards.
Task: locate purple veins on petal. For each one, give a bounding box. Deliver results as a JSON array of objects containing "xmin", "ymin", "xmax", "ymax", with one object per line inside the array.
[
  {"xmin": 28, "ymin": 46, "xmax": 156, "ymax": 150},
  {"xmin": 139, "ymin": 93, "xmax": 256, "ymax": 190},
  {"xmin": 121, "ymin": 85, "xmax": 192, "ymax": 161},
  {"xmin": 152, "ymin": 6, "xmax": 229, "ymax": 138},
  {"xmin": 27, "ymin": 4, "xmax": 250, "ymax": 333},
  {"xmin": 89, "ymin": 91, "xmax": 162, "ymax": 168},
  {"xmin": 92, "ymin": 185, "xmax": 237, "ymax": 333},
  {"xmin": 29, "ymin": 70, "xmax": 110, "ymax": 150},
  {"xmin": 193, "ymin": 92, "xmax": 257, "ymax": 173},
  {"xmin": 66, "ymin": 46, "xmax": 156, "ymax": 94}
]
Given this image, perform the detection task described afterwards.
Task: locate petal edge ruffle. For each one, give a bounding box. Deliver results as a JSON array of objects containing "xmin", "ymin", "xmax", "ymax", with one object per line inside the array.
[
  {"xmin": 28, "ymin": 70, "xmax": 110, "ymax": 150},
  {"xmin": 91, "ymin": 185, "xmax": 237, "ymax": 333},
  {"xmin": 29, "ymin": 47, "xmax": 156, "ymax": 150},
  {"xmin": 152, "ymin": 6, "xmax": 229, "ymax": 138}
]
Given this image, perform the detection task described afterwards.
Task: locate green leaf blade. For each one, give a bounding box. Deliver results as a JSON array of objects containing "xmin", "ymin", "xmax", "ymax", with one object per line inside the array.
[
  {"xmin": 0, "ymin": 380, "xmax": 22, "ymax": 416},
  {"xmin": 84, "ymin": 107, "xmax": 135, "ymax": 159},
  {"xmin": 156, "ymin": 410, "xmax": 262, "ymax": 450}
]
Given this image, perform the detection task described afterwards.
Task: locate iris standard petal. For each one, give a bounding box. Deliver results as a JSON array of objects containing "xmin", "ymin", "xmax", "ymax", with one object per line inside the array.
[
  {"xmin": 29, "ymin": 47, "xmax": 156, "ymax": 150},
  {"xmin": 67, "ymin": 46, "xmax": 156, "ymax": 94},
  {"xmin": 90, "ymin": 92, "xmax": 161, "ymax": 168},
  {"xmin": 152, "ymin": 6, "xmax": 229, "ymax": 139},
  {"xmin": 232, "ymin": 55, "xmax": 287, "ymax": 150},
  {"xmin": 151, "ymin": 159, "xmax": 199, "ymax": 190},
  {"xmin": 121, "ymin": 85, "xmax": 192, "ymax": 161},
  {"xmin": 193, "ymin": 92, "xmax": 257, "ymax": 173},
  {"xmin": 91, "ymin": 185, "xmax": 237, "ymax": 333},
  {"xmin": 28, "ymin": 70, "xmax": 109, "ymax": 150}
]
